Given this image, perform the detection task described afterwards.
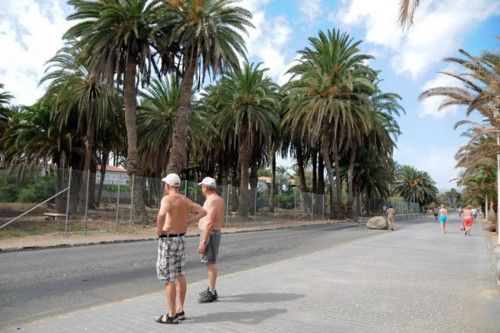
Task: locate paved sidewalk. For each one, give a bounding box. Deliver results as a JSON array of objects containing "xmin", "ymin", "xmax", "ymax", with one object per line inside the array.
[{"xmin": 5, "ymin": 217, "xmax": 499, "ymax": 333}]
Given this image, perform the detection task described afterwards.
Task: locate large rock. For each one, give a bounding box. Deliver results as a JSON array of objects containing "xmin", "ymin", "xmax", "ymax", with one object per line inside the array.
[
  {"xmin": 484, "ymin": 221, "xmax": 497, "ymax": 232},
  {"xmin": 485, "ymin": 209, "xmax": 497, "ymax": 232},
  {"xmin": 366, "ymin": 216, "xmax": 388, "ymax": 230}
]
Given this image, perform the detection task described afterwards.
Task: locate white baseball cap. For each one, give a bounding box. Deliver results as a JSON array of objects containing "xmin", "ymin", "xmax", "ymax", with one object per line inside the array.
[
  {"xmin": 162, "ymin": 173, "xmax": 181, "ymax": 187},
  {"xmin": 198, "ymin": 177, "xmax": 217, "ymax": 189}
]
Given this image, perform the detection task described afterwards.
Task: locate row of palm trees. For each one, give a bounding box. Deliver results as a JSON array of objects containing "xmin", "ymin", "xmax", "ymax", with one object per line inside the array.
[
  {"xmin": 0, "ymin": 0, "xmax": 439, "ymax": 221},
  {"xmin": 420, "ymin": 48, "xmax": 499, "ymax": 210}
]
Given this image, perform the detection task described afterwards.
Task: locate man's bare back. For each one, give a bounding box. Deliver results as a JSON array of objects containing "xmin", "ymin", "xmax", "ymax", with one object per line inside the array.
[
  {"xmin": 439, "ymin": 207, "xmax": 447, "ymax": 216},
  {"xmin": 157, "ymin": 192, "xmax": 206, "ymax": 235}
]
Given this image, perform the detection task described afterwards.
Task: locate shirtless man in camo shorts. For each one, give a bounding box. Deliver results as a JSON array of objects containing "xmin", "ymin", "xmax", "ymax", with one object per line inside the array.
[{"xmin": 154, "ymin": 173, "xmax": 206, "ymax": 325}]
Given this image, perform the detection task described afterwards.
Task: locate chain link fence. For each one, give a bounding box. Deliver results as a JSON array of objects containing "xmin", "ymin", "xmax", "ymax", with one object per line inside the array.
[{"xmin": 0, "ymin": 167, "xmax": 420, "ymax": 236}]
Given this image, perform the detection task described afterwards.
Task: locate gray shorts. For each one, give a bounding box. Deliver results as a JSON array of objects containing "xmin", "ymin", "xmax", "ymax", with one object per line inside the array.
[
  {"xmin": 156, "ymin": 236, "xmax": 185, "ymax": 283},
  {"xmin": 200, "ymin": 230, "xmax": 221, "ymax": 264}
]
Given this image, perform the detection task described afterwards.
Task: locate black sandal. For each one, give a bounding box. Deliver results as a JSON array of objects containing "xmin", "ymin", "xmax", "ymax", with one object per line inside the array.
[
  {"xmin": 154, "ymin": 314, "xmax": 179, "ymax": 324},
  {"xmin": 176, "ymin": 311, "xmax": 186, "ymax": 321}
]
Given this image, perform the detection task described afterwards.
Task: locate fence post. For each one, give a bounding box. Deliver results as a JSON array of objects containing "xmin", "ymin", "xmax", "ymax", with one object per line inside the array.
[
  {"xmin": 84, "ymin": 169, "xmax": 90, "ymax": 235},
  {"xmin": 129, "ymin": 175, "xmax": 135, "ymax": 224},
  {"xmin": 115, "ymin": 179, "xmax": 121, "ymax": 232},
  {"xmin": 64, "ymin": 168, "xmax": 72, "ymax": 235}
]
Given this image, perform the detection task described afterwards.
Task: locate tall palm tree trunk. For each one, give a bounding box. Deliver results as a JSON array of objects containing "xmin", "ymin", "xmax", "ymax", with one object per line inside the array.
[
  {"xmin": 231, "ymin": 167, "xmax": 239, "ymax": 212},
  {"xmin": 333, "ymin": 142, "xmax": 342, "ymax": 217},
  {"xmin": 55, "ymin": 151, "xmax": 67, "ymax": 213},
  {"xmin": 296, "ymin": 145, "xmax": 312, "ymax": 212},
  {"xmin": 318, "ymin": 154, "xmax": 325, "ymax": 194},
  {"xmin": 238, "ymin": 131, "xmax": 251, "ymax": 217},
  {"xmin": 346, "ymin": 145, "xmax": 357, "ymax": 217},
  {"xmin": 249, "ymin": 162, "xmax": 258, "ymax": 214},
  {"xmin": 167, "ymin": 50, "xmax": 197, "ymax": 174},
  {"xmin": 321, "ymin": 130, "xmax": 336, "ymax": 219},
  {"xmin": 124, "ymin": 56, "xmax": 146, "ymax": 222},
  {"xmin": 269, "ymin": 149, "xmax": 276, "ymax": 213},
  {"xmin": 312, "ymin": 150, "xmax": 317, "ymax": 194},
  {"xmin": 96, "ymin": 150, "xmax": 109, "ymax": 208},
  {"xmin": 82, "ymin": 108, "xmax": 96, "ymax": 209},
  {"xmin": 318, "ymin": 153, "xmax": 325, "ymax": 217}
]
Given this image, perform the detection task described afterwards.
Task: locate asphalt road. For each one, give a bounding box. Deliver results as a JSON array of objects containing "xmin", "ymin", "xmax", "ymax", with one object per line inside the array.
[{"xmin": 0, "ymin": 218, "xmax": 428, "ymax": 328}]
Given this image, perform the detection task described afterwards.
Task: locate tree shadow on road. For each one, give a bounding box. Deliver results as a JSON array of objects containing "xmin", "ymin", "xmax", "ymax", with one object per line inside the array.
[
  {"xmin": 186, "ymin": 308, "xmax": 288, "ymax": 325},
  {"xmin": 217, "ymin": 292, "xmax": 305, "ymax": 303}
]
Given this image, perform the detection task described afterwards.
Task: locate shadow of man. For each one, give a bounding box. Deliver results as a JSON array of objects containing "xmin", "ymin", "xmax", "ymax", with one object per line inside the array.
[
  {"xmin": 217, "ymin": 292, "xmax": 305, "ymax": 303},
  {"xmin": 187, "ymin": 308, "xmax": 288, "ymax": 325}
]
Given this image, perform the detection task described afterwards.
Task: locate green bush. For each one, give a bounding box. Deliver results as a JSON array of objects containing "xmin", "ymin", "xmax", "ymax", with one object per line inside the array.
[
  {"xmin": 277, "ymin": 191, "xmax": 296, "ymax": 209},
  {"xmin": 16, "ymin": 176, "xmax": 56, "ymax": 203},
  {"xmin": 257, "ymin": 191, "xmax": 269, "ymax": 208},
  {"xmin": 0, "ymin": 183, "xmax": 20, "ymax": 202}
]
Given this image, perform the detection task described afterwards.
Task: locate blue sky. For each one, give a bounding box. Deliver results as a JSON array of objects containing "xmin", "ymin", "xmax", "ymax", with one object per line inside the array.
[{"xmin": 0, "ymin": 0, "xmax": 499, "ymax": 191}]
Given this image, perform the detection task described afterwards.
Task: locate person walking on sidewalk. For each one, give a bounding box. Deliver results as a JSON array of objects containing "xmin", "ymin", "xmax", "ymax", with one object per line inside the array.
[
  {"xmin": 155, "ymin": 173, "xmax": 207, "ymax": 324},
  {"xmin": 386, "ymin": 205, "xmax": 396, "ymax": 231},
  {"xmin": 197, "ymin": 177, "xmax": 224, "ymax": 303},
  {"xmin": 462, "ymin": 205, "xmax": 474, "ymax": 236},
  {"xmin": 438, "ymin": 204, "xmax": 448, "ymax": 234}
]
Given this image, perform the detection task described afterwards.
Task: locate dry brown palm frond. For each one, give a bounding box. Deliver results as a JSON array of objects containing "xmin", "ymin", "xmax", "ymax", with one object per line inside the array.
[{"xmin": 399, "ymin": 0, "xmax": 421, "ymax": 28}]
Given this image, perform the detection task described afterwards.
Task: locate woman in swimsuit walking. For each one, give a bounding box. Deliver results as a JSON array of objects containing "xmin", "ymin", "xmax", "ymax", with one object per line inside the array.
[
  {"xmin": 438, "ymin": 204, "xmax": 448, "ymax": 234},
  {"xmin": 462, "ymin": 205, "xmax": 474, "ymax": 236}
]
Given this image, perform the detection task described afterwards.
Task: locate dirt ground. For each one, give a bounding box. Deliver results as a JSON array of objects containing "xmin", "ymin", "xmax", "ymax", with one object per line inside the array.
[{"xmin": 0, "ymin": 217, "xmax": 357, "ymax": 251}]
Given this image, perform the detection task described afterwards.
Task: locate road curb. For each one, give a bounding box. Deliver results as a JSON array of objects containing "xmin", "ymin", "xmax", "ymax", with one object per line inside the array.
[{"xmin": 0, "ymin": 220, "xmax": 361, "ymax": 253}]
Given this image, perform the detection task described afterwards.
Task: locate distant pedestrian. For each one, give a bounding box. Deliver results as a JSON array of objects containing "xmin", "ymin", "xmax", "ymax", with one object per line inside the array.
[
  {"xmin": 471, "ymin": 207, "xmax": 478, "ymax": 219},
  {"xmin": 433, "ymin": 207, "xmax": 439, "ymax": 222},
  {"xmin": 438, "ymin": 204, "xmax": 448, "ymax": 234},
  {"xmin": 197, "ymin": 177, "xmax": 224, "ymax": 303},
  {"xmin": 457, "ymin": 207, "xmax": 463, "ymax": 218},
  {"xmin": 155, "ymin": 173, "xmax": 207, "ymax": 324},
  {"xmin": 462, "ymin": 205, "xmax": 474, "ymax": 236},
  {"xmin": 386, "ymin": 205, "xmax": 396, "ymax": 231}
]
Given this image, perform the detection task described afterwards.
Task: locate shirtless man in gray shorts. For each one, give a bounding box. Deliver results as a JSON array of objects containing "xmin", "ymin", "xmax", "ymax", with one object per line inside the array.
[
  {"xmin": 197, "ymin": 177, "xmax": 224, "ymax": 303},
  {"xmin": 155, "ymin": 173, "xmax": 206, "ymax": 324}
]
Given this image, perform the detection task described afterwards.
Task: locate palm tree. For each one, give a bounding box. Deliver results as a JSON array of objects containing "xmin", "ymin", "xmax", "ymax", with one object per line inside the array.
[
  {"xmin": 65, "ymin": 0, "xmax": 166, "ymax": 220},
  {"xmin": 0, "ymin": 83, "xmax": 12, "ymax": 131},
  {"xmin": 1, "ymin": 102, "xmax": 83, "ymax": 212},
  {"xmin": 420, "ymin": 49, "xmax": 499, "ymax": 128},
  {"xmin": 393, "ymin": 165, "xmax": 438, "ymax": 206},
  {"xmin": 41, "ymin": 46, "xmax": 122, "ymax": 181},
  {"xmin": 285, "ymin": 29, "xmax": 373, "ymax": 218},
  {"xmin": 420, "ymin": 48, "xmax": 499, "ymax": 213},
  {"xmin": 399, "ymin": 0, "xmax": 421, "ymax": 27},
  {"xmin": 160, "ymin": 0, "xmax": 253, "ymax": 174},
  {"xmin": 137, "ymin": 76, "xmax": 208, "ymax": 176},
  {"xmin": 0, "ymin": 84, "xmax": 13, "ymax": 165},
  {"xmin": 211, "ymin": 63, "xmax": 280, "ymax": 216}
]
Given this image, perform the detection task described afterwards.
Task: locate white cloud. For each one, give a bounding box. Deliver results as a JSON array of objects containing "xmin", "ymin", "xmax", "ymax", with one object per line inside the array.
[
  {"xmin": 237, "ymin": 0, "xmax": 271, "ymax": 12},
  {"xmin": 240, "ymin": 1, "xmax": 294, "ymax": 84},
  {"xmin": 0, "ymin": 0, "xmax": 71, "ymax": 106},
  {"xmin": 418, "ymin": 65, "xmax": 463, "ymax": 118},
  {"xmin": 298, "ymin": 0, "xmax": 322, "ymax": 22},
  {"xmin": 336, "ymin": 0, "xmax": 498, "ymax": 79}
]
